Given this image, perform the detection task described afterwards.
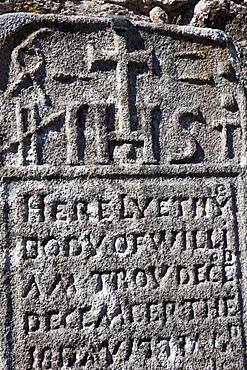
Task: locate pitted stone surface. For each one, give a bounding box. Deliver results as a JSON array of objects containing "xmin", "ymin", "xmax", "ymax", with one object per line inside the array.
[{"xmin": 0, "ymin": 14, "xmax": 247, "ymax": 369}]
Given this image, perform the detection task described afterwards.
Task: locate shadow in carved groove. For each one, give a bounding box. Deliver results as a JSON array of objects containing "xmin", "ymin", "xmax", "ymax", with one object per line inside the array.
[
  {"xmin": 77, "ymin": 105, "xmax": 88, "ymax": 163},
  {"xmin": 227, "ymin": 126, "xmax": 237, "ymax": 159},
  {"xmin": 151, "ymin": 106, "xmax": 162, "ymax": 161},
  {"xmin": 128, "ymin": 62, "xmax": 149, "ymax": 131}
]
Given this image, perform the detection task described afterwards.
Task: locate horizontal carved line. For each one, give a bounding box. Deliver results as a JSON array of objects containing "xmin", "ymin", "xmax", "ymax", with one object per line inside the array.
[{"xmin": 0, "ymin": 163, "xmax": 241, "ymax": 181}]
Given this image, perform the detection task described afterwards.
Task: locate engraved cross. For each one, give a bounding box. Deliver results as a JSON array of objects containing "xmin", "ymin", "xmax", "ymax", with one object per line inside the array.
[
  {"xmin": 88, "ymin": 28, "xmax": 153, "ymax": 135},
  {"xmin": 212, "ymin": 116, "xmax": 239, "ymax": 159},
  {"xmin": 212, "ymin": 92, "xmax": 240, "ymax": 159}
]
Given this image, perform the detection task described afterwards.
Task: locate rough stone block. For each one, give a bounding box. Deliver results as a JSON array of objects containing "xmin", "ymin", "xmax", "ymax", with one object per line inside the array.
[{"xmin": 0, "ymin": 13, "xmax": 246, "ymax": 369}]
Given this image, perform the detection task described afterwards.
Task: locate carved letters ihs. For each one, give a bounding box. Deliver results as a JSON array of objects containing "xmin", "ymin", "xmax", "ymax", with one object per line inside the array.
[{"xmin": 2, "ymin": 28, "xmax": 241, "ymax": 166}]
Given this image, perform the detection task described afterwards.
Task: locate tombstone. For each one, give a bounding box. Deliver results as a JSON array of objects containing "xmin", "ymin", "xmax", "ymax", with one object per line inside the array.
[{"xmin": 0, "ymin": 13, "xmax": 246, "ymax": 369}]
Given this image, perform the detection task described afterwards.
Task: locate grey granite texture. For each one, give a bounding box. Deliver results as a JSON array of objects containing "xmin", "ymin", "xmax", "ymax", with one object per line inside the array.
[
  {"xmin": 1, "ymin": 1, "xmax": 247, "ymax": 87},
  {"xmin": 0, "ymin": 13, "xmax": 247, "ymax": 369}
]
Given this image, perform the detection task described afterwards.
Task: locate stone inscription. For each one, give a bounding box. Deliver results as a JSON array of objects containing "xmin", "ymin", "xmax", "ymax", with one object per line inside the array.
[
  {"xmin": 7, "ymin": 179, "xmax": 246, "ymax": 369},
  {"xmin": 0, "ymin": 15, "xmax": 246, "ymax": 370}
]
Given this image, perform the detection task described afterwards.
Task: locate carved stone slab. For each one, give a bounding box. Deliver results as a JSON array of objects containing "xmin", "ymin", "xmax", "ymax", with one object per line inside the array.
[{"xmin": 0, "ymin": 14, "xmax": 247, "ymax": 369}]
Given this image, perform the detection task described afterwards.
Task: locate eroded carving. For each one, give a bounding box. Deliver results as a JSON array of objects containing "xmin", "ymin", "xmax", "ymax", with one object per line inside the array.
[{"xmin": 0, "ymin": 15, "xmax": 246, "ymax": 370}]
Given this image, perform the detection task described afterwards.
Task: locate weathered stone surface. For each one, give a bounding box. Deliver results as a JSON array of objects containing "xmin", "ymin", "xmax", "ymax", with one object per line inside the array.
[
  {"xmin": 0, "ymin": 13, "xmax": 247, "ymax": 369},
  {"xmin": 1, "ymin": 0, "xmax": 247, "ymax": 87}
]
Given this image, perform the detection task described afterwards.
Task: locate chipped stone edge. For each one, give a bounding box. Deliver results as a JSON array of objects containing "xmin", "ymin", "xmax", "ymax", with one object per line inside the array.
[
  {"xmin": 0, "ymin": 13, "xmax": 40, "ymax": 38},
  {"xmin": 0, "ymin": 12, "xmax": 231, "ymax": 45},
  {"xmin": 0, "ymin": 13, "xmax": 240, "ymax": 68},
  {"xmin": 175, "ymin": 24, "xmax": 230, "ymax": 44}
]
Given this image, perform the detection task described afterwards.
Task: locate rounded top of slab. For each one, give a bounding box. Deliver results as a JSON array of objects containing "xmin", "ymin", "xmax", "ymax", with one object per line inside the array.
[{"xmin": 0, "ymin": 12, "xmax": 230, "ymax": 45}]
